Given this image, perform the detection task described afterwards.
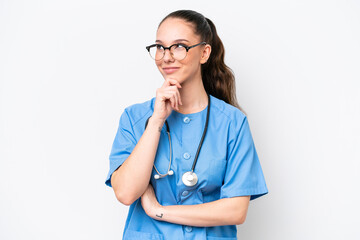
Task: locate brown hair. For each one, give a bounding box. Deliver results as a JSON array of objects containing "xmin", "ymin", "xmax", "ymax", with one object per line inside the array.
[{"xmin": 159, "ymin": 10, "xmax": 244, "ymax": 112}]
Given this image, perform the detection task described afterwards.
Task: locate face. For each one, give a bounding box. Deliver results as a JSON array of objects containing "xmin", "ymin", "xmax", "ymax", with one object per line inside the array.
[{"xmin": 155, "ymin": 17, "xmax": 211, "ymax": 84}]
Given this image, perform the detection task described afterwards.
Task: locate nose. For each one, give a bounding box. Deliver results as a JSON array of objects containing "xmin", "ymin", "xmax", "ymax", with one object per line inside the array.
[{"xmin": 163, "ymin": 48, "xmax": 174, "ymax": 62}]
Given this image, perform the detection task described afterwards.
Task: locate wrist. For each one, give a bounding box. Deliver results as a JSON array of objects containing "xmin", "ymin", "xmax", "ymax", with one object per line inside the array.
[
  {"xmin": 154, "ymin": 204, "xmax": 165, "ymax": 221},
  {"xmin": 148, "ymin": 116, "xmax": 165, "ymax": 129}
]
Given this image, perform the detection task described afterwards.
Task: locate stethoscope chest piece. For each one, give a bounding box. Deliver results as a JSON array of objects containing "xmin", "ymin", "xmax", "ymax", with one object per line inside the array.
[{"xmin": 182, "ymin": 171, "xmax": 198, "ymax": 187}]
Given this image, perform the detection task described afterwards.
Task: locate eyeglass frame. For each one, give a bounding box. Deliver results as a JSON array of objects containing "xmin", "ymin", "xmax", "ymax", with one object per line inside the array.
[{"xmin": 145, "ymin": 41, "xmax": 207, "ymax": 60}]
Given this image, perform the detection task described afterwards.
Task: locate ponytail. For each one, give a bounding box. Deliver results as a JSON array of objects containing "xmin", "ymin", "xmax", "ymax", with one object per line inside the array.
[
  {"xmin": 159, "ymin": 10, "xmax": 244, "ymax": 112},
  {"xmin": 202, "ymin": 18, "xmax": 243, "ymax": 112}
]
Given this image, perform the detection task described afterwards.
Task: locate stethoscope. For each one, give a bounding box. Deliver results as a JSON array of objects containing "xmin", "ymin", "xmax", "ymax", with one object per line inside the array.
[{"xmin": 144, "ymin": 93, "xmax": 210, "ymax": 187}]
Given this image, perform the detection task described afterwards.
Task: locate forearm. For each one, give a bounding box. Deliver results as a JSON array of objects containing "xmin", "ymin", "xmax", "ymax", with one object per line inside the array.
[
  {"xmin": 111, "ymin": 116, "xmax": 164, "ymax": 205},
  {"xmin": 153, "ymin": 197, "xmax": 250, "ymax": 227}
]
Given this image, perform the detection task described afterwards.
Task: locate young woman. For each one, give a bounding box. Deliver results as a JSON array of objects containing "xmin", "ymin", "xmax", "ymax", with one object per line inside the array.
[{"xmin": 105, "ymin": 9, "xmax": 268, "ymax": 240}]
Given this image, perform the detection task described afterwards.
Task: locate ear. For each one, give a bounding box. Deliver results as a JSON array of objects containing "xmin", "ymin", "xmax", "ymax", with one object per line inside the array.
[{"xmin": 200, "ymin": 44, "xmax": 211, "ymax": 64}]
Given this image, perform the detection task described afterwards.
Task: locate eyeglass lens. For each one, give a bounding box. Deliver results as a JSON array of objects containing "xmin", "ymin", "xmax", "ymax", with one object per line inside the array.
[{"xmin": 149, "ymin": 44, "xmax": 187, "ymax": 61}]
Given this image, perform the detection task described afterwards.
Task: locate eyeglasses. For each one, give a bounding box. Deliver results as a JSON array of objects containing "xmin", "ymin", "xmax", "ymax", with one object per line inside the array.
[{"xmin": 145, "ymin": 42, "xmax": 206, "ymax": 61}]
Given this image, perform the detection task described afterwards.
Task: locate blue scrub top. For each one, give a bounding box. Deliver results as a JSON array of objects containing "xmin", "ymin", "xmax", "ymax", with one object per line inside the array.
[{"xmin": 105, "ymin": 94, "xmax": 268, "ymax": 240}]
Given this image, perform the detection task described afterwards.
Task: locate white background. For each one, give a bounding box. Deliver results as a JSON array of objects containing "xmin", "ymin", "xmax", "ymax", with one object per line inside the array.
[{"xmin": 1, "ymin": 0, "xmax": 359, "ymax": 239}]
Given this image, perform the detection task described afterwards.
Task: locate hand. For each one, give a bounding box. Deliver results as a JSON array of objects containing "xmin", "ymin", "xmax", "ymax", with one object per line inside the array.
[
  {"xmin": 152, "ymin": 78, "xmax": 183, "ymax": 122},
  {"xmin": 141, "ymin": 184, "xmax": 164, "ymax": 220}
]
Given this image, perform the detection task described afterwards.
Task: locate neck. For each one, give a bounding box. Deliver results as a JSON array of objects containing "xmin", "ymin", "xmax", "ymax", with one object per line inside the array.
[{"xmin": 177, "ymin": 74, "xmax": 208, "ymax": 114}]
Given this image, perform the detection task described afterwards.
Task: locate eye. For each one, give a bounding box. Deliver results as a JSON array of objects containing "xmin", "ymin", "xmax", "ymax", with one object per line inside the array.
[
  {"xmin": 174, "ymin": 43, "xmax": 186, "ymax": 49},
  {"xmin": 156, "ymin": 45, "xmax": 164, "ymax": 50}
]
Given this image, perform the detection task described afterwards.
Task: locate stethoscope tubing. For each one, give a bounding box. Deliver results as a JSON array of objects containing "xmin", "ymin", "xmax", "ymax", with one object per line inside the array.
[
  {"xmin": 144, "ymin": 93, "xmax": 210, "ymax": 182},
  {"xmin": 191, "ymin": 94, "xmax": 210, "ymax": 172}
]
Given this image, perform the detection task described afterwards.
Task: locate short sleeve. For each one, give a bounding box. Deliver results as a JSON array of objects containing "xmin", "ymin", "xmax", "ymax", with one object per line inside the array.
[
  {"xmin": 220, "ymin": 116, "xmax": 268, "ymax": 201},
  {"xmin": 105, "ymin": 109, "xmax": 137, "ymax": 188}
]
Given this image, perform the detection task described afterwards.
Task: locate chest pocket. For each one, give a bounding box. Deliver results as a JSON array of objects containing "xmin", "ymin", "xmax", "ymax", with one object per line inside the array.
[
  {"xmin": 183, "ymin": 127, "xmax": 228, "ymax": 196},
  {"xmin": 197, "ymin": 156, "xmax": 227, "ymax": 194}
]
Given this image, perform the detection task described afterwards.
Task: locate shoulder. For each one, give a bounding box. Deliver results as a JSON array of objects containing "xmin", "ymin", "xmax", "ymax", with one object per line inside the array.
[
  {"xmin": 122, "ymin": 97, "xmax": 156, "ymax": 127},
  {"xmin": 210, "ymin": 94, "xmax": 247, "ymax": 129}
]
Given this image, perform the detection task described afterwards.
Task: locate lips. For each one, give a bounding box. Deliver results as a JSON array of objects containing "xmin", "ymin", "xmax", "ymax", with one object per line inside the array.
[{"xmin": 163, "ymin": 67, "xmax": 180, "ymax": 74}]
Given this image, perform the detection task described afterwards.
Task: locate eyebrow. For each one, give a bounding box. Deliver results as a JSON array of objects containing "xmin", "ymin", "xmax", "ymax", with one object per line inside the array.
[{"xmin": 155, "ymin": 39, "xmax": 190, "ymax": 44}]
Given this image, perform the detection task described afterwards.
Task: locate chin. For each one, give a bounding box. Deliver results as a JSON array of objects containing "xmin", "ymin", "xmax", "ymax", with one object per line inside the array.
[{"xmin": 162, "ymin": 72, "xmax": 181, "ymax": 81}]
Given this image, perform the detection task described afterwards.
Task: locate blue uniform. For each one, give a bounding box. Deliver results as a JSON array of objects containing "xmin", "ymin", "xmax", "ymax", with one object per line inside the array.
[{"xmin": 105, "ymin": 94, "xmax": 268, "ymax": 240}]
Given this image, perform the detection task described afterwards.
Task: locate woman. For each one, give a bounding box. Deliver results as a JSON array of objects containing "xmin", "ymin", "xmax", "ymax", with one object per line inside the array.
[{"xmin": 105, "ymin": 9, "xmax": 268, "ymax": 240}]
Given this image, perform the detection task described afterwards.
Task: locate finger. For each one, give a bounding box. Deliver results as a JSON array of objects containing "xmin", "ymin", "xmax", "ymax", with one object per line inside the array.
[
  {"xmin": 158, "ymin": 89, "xmax": 172, "ymax": 102},
  {"xmin": 173, "ymin": 91, "xmax": 179, "ymax": 110},
  {"xmin": 162, "ymin": 91, "xmax": 174, "ymax": 109},
  {"xmin": 160, "ymin": 89, "xmax": 179, "ymax": 110},
  {"xmin": 161, "ymin": 78, "xmax": 171, "ymax": 88},
  {"xmin": 167, "ymin": 86, "xmax": 179, "ymax": 110},
  {"xmin": 168, "ymin": 81, "xmax": 182, "ymax": 106},
  {"xmin": 176, "ymin": 89, "xmax": 182, "ymax": 106},
  {"xmin": 170, "ymin": 86, "xmax": 182, "ymax": 107},
  {"xmin": 169, "ymin": 86, "xmax": 182, "ymax": 106},
  {"xmin": 170, "ymin": 94, "xmax": 176, "ymax": 110},
  {"xmin": 166, "ymin": 78, "xmax": 182, "ymax": 89},
  {"xmin": 172, "ymin": 90, "xmax": 180, "ymax": 110},
  {"xmin": 171, "ymin": 95, "xmax": 176, "ymax": 110}
]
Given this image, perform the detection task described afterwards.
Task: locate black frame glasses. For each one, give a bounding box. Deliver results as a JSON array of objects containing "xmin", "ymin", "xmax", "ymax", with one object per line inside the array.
[{"xmin": 145, "ymin": 41, "xmax": 207, "ymax": 61}]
